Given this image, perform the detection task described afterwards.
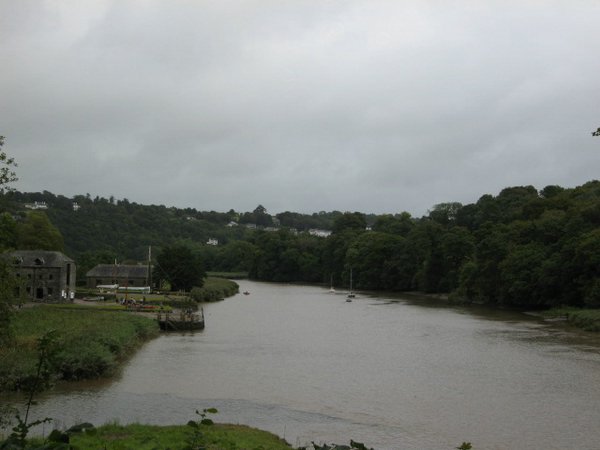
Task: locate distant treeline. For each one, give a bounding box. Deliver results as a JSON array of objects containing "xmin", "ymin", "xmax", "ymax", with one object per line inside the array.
[{"xmin": 1, "ymin": 181, "xmax": 599, "ymax": 309}]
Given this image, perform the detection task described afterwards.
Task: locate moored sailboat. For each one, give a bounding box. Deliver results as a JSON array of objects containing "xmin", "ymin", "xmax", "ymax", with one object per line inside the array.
[{"xmin": 346, "ymin": 268, "xmax": 355, "ymax": 301}]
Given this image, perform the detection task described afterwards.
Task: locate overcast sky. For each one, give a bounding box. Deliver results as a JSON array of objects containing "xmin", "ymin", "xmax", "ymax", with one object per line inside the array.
[{"xmin": 1, "ymin": 1, "xmax": 599, "ymax": 217}]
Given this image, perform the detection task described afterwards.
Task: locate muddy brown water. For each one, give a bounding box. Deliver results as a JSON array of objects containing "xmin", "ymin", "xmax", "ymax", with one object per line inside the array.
[{"xmin": 6, "ymin": 281, "xmax": 600, "ymax": 450}]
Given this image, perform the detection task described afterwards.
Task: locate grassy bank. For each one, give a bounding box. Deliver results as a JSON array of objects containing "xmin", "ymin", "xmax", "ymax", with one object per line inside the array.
[
  {"xmin": 190, "ymin": 277, "xmax": 239, "ymax": 302},
  {"xmin": 542, "ymin": 307, "xmax": 600, "ymax": 332},
  {"xmin": 77, "ymin": 277, "xmax": 239, "ymax": 309},
  {"xmin": 0, "ymin": 305, "xmax": 159, "ymax": 392},
  {"xmin": 25, "ymin": 422, "xmax": 293, "ymax": 450}
]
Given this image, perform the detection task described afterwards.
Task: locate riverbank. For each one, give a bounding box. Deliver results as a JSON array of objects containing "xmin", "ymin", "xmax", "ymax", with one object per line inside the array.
[
  {"xmin": 22, "ymin": 422, "xmax": 294, "ymax": 450},
  {"xmin": 0, "ymin": 305, "xmax": 159, "ymax": 392},
  {"xmin": 0, "ymin": 277, "xmax": 240, "ymax": 392},
  {"xmin": 541, "ymin": 307, "xmax": 600, "ymax": 332},
  {"xmin": 392, "ymin": 290, "xmax": 600, "ymax": 333}
]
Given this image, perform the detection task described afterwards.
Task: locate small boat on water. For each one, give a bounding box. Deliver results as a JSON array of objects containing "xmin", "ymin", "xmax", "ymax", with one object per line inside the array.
[
  {"xmin": 347, "ymin": 268, "xmax": 356, "ymax": 301},
  {"xmin": 157, "ymin": 308, "xmax": 205, "ymax": 331}
]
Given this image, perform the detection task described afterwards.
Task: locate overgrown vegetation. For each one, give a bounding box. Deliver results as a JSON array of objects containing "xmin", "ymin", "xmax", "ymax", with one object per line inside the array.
[
  {"xmin": 41, "ymin": 421, "xmax": 295, "ymax": 450},
  {"xmin": 542, "ymin": 307, "xmax": 600, "ymax": 332},
  {"xmin": 190, "ymin": 278, "xmax": 239, "ymax": 302},
  {"xmin": 0, "ymin": 306, "xmax": 159, "ymax": 392}
]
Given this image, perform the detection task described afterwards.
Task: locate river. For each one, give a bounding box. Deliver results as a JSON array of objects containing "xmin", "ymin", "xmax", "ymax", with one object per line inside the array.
[{"xmin": 12, "ymin": 280, "xmax": 600, "ymax": 450}]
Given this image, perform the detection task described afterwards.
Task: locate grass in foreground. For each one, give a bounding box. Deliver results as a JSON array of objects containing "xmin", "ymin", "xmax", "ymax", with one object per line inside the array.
[{"xmin": 25, "ymin": 422, "xmax": 293, "ymax": 450}]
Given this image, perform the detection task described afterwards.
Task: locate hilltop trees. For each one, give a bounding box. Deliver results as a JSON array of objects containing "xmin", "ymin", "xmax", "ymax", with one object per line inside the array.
[
  {"xmin": 241, "ymin": 181, "xmax": 600, "ymax": 309},
  {"xmin": 3, "ymin": 170, "xmax": 599, "ymax": 310}
]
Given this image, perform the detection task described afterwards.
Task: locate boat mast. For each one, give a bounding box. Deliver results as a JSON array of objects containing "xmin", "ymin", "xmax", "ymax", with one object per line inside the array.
[{"xmin": 147, "ymin": 245, "xmax": 152, "ymax": 288}]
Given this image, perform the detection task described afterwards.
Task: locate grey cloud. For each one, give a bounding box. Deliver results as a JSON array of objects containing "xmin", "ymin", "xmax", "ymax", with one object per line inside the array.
[{"xmin": 2, "ymin": 1, "xmax": 599, "ymax": 216}]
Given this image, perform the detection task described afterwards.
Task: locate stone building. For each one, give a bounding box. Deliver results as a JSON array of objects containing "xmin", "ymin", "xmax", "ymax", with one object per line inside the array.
[
  {"xmin": 86, "ymin": 264, "xmax": 150, "ymax": 289},
  {"xmin": 10, "ymin": 250, "xmax": 76, "ymax": 302}
]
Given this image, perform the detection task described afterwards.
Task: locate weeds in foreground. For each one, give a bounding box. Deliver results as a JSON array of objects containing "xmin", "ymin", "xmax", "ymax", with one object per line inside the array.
[
  {"xmin": 1, "ymin": 330, "xmax": 57, "ymax": 449},
  {"xmin": 185, "ymin": 408, "xmax": 218, "ymax": 450}
]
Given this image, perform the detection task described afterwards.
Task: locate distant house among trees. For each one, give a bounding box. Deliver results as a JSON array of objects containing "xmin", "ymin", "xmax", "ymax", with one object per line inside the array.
[
  {"xmin": 9, "ymin": 250, "xmax": 76, "ymax": 302},
  {"xmin": 308, "ymin": 229, "xmax": 332, "ymax": 238},
  {"xmin": 86, "ymin": 264, "xmax": 150, "ymax": 289},
  {"xmin": 24, "ymin": 201, "xmax": 48, "ymax": 210}
]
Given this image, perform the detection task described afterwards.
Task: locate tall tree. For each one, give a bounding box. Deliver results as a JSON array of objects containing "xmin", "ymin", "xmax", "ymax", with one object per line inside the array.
[
  {"xmin": 0, "ymin": 136, "xmax": 18, "ymax": 193},
  {"xmin": 0, "ymin": 137, "xmax": 19, "ymax": 346},
  {"xmin": 331, "ymin": 212, "xmax": 367, "ymax": 234},
  {"xmin": 16, "ymin": 211, "xmax": 64, "ymax": 251},
  {"xmin": 0, "ymin": 213, "xmax": 17, "ymax": 251},
  {"xmin": 154, "ymin": 245, "xmax": 205, "ymax": 291}
]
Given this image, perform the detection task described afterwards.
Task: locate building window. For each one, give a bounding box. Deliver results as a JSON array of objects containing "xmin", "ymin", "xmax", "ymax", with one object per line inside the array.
[
  {"xmin": 34, "ymin": 258, "xmax": 45, "ymax": 266},
  {"xmin": 36, "ymin": 287, "xmax": 44, "ymax": 299},
  {"xmin": 47, "ymin": 287, "xmax": 54, "ymax": 296},
  {"xmin": 49, "ymin": 274, "xmax": 53, "ymax": 280}
]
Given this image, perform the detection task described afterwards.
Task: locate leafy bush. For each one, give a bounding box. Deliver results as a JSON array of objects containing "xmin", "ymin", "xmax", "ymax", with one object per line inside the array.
[
  {"xmin": 0, "ymin": 306, "xmax": 159, "ymax": 391},
  {"xmin": 190, "ymin": 278, "xmax": 239, "ymax": 302}
]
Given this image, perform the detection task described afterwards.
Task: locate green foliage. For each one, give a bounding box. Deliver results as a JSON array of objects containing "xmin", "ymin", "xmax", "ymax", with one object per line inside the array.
[
  {"xmin": 0, "ymin": 306, "xmax": 158, "ymax": 392},
  {"xmin": 331, "ymin": 212, "xmax": 367, "ymax": 234},
  {"xmin": 185, "ymin": 408, "xmax": 218, "ymax": 450},
  {"xmin": 190, "ymin": 278, "xmax": 239, "ymax": 302},
  {"xmin": 4, "ymin": 179, "xmax": 600, "ymax": 311},
  {"xmin": 0, "ymin": 260, "xmax": 20, "ymax": 347},
  {"xmin": 16, "ymin": 212, "xmax": 64, "ymax": 252},
  {"xmin": 543, "ymin": 307, "xmax": 600, "ymax": 331},
  {"xmin": 212, "ymin": 241, "xmax": 257, "ymax": 273},
  {"xmin": 0, "ymin": 330, "xmax": 58, "ymax": 450},
  {"xmin": 64, "ymin": 421, "xmax": 293, "ymax": 449},
  {"xmin": 249, "ymin": 229, "xmax": 324, "ymax": 283},
  {"xmin": 0, "ymin": 136, "xmax": 18, "ymax": 194},
  {"xmin": 154, "ymin": 244, "xmax": 206, "ymax": 292},
  {"xmin": 276, "ymin": 210, "xmax": 342, "ymax": 231},
  {"xmin": 0, "ymin": 213, "xmax": 17, "ymax": 252},
  {"xmin": 371, "ymin": 212, "xmax": 413, "ymax": 236}
]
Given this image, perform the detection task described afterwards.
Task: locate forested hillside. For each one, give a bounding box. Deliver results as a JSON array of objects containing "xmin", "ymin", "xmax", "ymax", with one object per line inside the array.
[
  {"xmin": 1, "ymin": 180, "xmax": 599, "ymax": 309},
  {"xmin": 245, "ymin": 181, "xmax": 600, "ymax": 308}
]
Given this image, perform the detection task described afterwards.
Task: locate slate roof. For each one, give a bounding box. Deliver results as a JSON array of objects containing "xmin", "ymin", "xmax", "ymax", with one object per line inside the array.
[
  {"xmin": 9, "ymin": 250, "xmax": 74, "ymax": 267},
  {"xmin": 86, "ymin": 264, "xmax": 149, "ymax": 279}
]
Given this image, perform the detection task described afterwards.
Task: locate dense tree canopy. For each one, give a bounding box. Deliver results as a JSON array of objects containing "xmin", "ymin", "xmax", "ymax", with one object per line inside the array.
[
  {"xmin": 153, "ymin": 245, "xmax": 206, "ymax": 291},
  {"xmin": 16, "ymin": 211, "xmax": 64, "ymax": 251},
  {"xmin": 2, "ymin": 179, "xmax": 599, "ymax": 309}
]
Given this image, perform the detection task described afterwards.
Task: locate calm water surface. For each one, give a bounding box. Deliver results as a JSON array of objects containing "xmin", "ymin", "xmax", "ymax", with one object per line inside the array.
[{"xmin": 12, "ymin": 281, "xmax": 600, "ymax": 449}]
